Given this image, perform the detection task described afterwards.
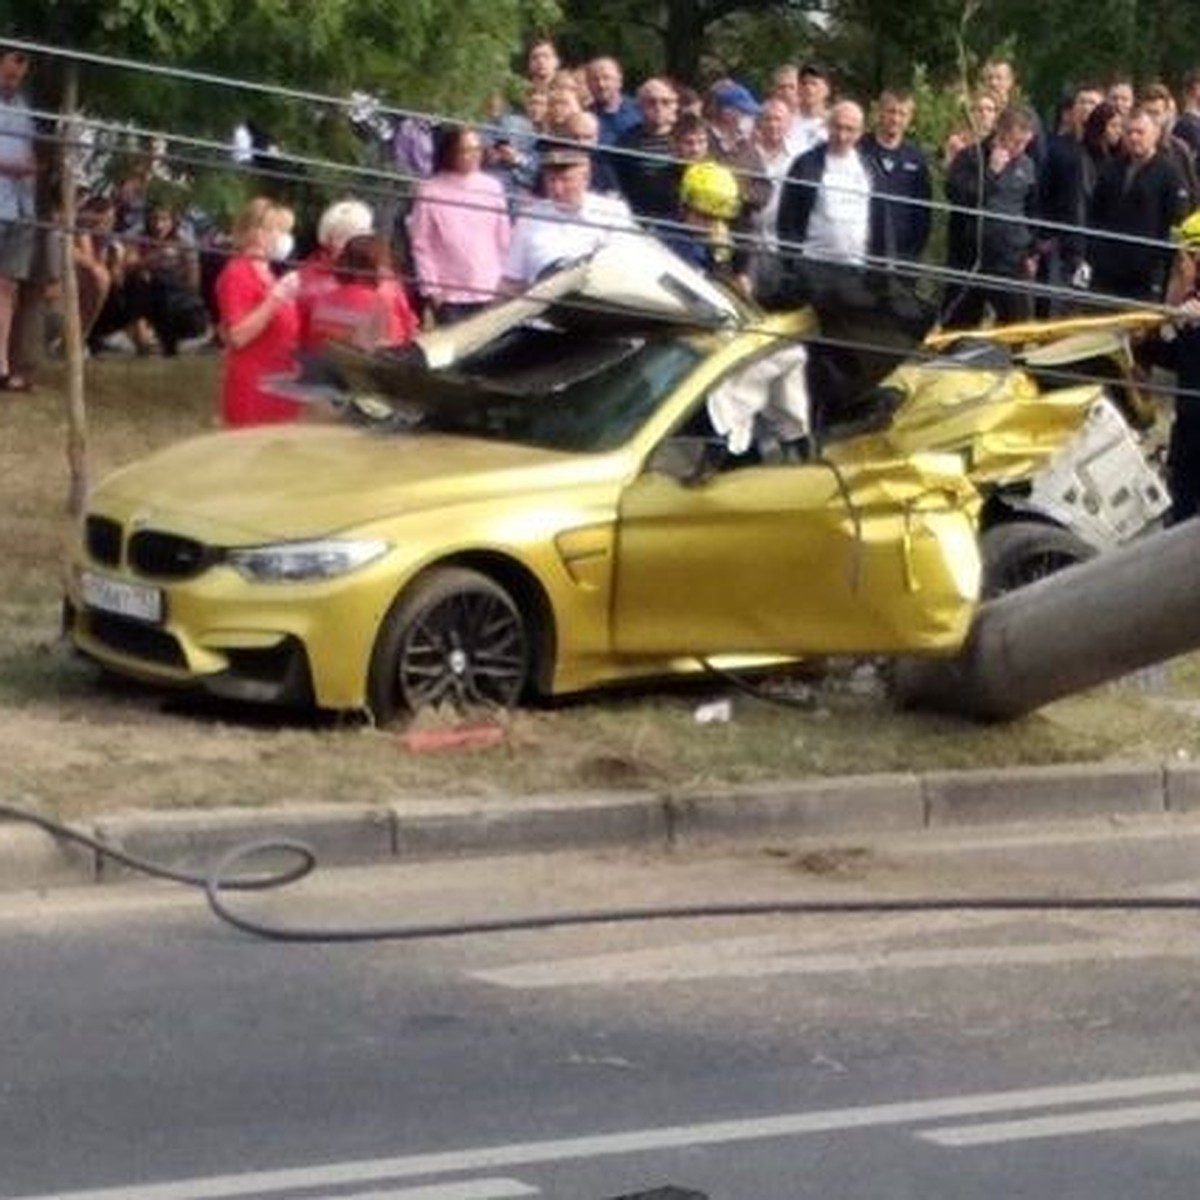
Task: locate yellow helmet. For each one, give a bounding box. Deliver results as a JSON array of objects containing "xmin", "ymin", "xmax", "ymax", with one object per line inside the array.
[
  {"xmin": 680, "ymin": 161, "xmax": 742, "ymax": 221},
  {"xmin": 1174, "ymin": 209, "xmax": 1200, "ymax": 251}
]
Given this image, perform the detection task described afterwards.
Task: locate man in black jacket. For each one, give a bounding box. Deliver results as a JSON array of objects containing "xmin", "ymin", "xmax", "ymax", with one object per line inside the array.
[
  {"xmin": 942, "ymin": 105, "xmax": 1039, "ymax": 327},
  {"xmin": 613, "ymin": 78, "xmax": 680, "ymax": 226},
  {"xmin": 1087, "ymin": 108, "xmax": 1190, "ymax": 303},
  {"xmin": 1037, "ymin": 84, "xmax": 1103, "ymax": 314},
  {"xmin": 858, "ymin": 89, "xmax": 932, "ymax": 263}
]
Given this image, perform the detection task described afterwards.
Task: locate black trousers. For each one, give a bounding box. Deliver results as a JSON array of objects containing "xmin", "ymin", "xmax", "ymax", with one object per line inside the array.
[{"xmin": 1168, "ymin": 405, "xmax": 1200, "ymax": 524}]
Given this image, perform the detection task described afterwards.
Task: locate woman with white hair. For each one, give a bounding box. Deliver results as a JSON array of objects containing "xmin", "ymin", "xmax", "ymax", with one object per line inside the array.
[{"xmin": 296, "ymin": 198, "xmax": 375, "ymax": 352}]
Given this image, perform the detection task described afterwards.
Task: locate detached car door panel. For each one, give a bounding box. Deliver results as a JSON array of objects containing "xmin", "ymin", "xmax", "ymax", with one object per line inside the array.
[{"xmin": 612, "ymin": 455, "xmax": 981, "ymax": 658}]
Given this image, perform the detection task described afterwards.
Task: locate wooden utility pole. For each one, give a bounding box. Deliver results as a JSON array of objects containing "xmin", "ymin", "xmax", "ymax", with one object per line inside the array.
[{"xmin": 58, "ymin": 60, "xmax": 87, "ymax": 518}]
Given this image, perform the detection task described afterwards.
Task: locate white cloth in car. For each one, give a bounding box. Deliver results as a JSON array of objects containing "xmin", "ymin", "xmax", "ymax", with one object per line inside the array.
[{"xmin": 706, "ymin": 345, "xmax": 812, "ymax": 455}]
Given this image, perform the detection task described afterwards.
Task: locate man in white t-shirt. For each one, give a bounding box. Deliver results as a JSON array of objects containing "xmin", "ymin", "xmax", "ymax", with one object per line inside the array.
[
  {"xmin": 501, "ymin": 147, "xmax": 637, "ymax": 290},
  {"xmin": 778, "ymin": 100, "xmax": 871, "ymax": 263},
  {"xmin": 775, "ymin": 100, "xmax": 876, "ymax": 307}
]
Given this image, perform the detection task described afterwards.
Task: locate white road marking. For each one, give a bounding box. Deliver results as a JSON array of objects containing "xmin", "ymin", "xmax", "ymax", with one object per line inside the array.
[
  {"xmin": 472, "ymin": 938, "xmax": 1178, "ymax": 988},
  {"xmin": 9, "ymin": 1073, "xmax": 1200, "ymax": 1200},
  {"xmin": 919, "ymin": 1098, "xmax": 1200, "ymax": 1146},
  {"xmin": 310, "ymin": 1181, "xmax": 538, "ymax": 1199}
]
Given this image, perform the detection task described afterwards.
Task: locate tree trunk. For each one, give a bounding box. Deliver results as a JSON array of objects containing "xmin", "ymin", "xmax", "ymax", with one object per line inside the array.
[
  {"xmin": 58, "ymin": 62, "xmax": 87, "ymax": 517},
  {"xmin": 663, "ymin": 0, "xmax": 707, "ymax": 85}
]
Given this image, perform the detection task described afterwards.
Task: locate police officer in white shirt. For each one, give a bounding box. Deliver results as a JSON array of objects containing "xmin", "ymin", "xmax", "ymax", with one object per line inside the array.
[{"xmin": 501, "ymin": 146, "xmax": 636, "ymax": 291}]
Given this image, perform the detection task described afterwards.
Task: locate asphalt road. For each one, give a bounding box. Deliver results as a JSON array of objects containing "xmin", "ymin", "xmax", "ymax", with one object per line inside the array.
[{"xmin": 4, "ymin": 817, "xmax": 1200, "ymax": 1199}]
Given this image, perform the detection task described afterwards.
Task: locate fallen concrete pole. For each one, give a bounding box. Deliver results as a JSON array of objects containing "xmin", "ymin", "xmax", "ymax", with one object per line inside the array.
[{"xmin": 893, "ymin": 518, "xmax": 1200, "ymax": 721}]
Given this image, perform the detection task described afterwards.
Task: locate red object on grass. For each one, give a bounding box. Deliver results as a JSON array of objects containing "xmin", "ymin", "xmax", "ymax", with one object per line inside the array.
[{"xmin": 399, "ymin": 725, "xmax": 506, "ymax": 753}]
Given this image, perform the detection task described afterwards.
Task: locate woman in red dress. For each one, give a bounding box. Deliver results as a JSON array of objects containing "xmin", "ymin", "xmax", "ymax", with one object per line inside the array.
[{"xmin": 214, "ymin": 197, "xmax": 302, "ymax": 427}]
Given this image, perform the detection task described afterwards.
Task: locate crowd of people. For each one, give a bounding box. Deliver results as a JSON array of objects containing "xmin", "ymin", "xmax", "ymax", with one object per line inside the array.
[
  {"xmin": 6, "ymin": 39, "xmax": 1200, "ymax": 479},
  {"xmin": 402, "ymin": 41, "xmax": 1200, "ymax": 330}
]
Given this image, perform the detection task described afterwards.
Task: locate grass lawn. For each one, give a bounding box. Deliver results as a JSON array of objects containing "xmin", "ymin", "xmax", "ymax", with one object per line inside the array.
[{"xmin": 3, "ymin": 355, "xmax": 1200, "ymax": 819}]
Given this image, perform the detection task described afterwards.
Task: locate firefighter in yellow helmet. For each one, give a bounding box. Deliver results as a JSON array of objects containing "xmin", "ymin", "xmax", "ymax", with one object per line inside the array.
[
  {"xmin": 667, "ymin": 160, "xmax": 752, "ymax": 292},
  {"xmin": 1175, "ymin": 209, "xmax": 1200, "ymax": 256}
]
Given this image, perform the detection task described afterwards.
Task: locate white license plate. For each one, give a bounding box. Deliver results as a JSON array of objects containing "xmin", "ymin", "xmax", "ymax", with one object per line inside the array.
[{"xmin": 81, "ymin": 571, "xmax": 164, "ymax": 624}]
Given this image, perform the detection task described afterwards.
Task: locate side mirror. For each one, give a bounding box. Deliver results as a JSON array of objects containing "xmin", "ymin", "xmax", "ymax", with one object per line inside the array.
[{"xmin": 645, "ymin": 437, "xmax": 718, "ymax": 485}]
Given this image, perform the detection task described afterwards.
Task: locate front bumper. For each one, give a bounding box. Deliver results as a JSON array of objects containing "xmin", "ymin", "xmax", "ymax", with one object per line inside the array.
[
  {"xmin": 64, "ymin": 546, "xmax": 407, "ymax": 711},
  {"xmin": 66, "ymin": 599, "xmax": 316, "ymax": 706}
]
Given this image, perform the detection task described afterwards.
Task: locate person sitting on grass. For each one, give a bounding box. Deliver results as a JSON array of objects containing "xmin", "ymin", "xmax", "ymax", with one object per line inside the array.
[
  {"xmin": 123, "ymin": 203, "xmax": 209, "ymax": 356},
  {"xmin": 75, "ymin": 194, "xmax": 142, "ymax": 355}
]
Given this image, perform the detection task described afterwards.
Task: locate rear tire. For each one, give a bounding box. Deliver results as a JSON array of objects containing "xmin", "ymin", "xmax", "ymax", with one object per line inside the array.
[
  {"xmin": 367, "ymin": 567, "xmax": 530, "ymax": 725},
  {"xmin": 980, "ymin": 521, "xmax": 1096, "ymax": 599}
]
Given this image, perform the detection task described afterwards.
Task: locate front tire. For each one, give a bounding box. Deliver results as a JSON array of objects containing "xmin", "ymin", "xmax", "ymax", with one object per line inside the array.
[
  {"xmin": 367, "ymin": 567, "xmax": 530, "ymax": 724},
  {"xmin": 980, "ymin": 520, "xmax": 1096, "ymax": 599}
]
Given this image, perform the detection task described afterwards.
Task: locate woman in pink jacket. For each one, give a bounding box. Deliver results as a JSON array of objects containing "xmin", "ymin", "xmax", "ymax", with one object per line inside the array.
[{"xmin": 407, "ymin": 124, "xmax": 510, "ymax": 324}]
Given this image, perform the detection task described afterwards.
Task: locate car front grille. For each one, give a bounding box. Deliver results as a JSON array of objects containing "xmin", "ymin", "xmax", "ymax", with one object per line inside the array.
[
  {"xmin": 86, "ymin": 516, "xmax": 123, "ymax": 567},
  {"xmin": 86, "ymin": 612, "xmax": 187, "ymax": 668},
  {"xmin": 129, "ymin": 530, "xmax": 215, "ymax": 580}
]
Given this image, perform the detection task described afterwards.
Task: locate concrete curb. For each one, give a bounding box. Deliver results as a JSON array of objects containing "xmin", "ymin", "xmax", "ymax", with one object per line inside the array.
[
  {"xmin": 91, "ymin": 805, "xmax": 395, "ymax": 883},
  {"xmin": 0, "ymin": 824, "xmax": 94, "ymax": 890},
  {"xmin": 0, "ymin": 760, "xmax": 1193, "ymax": 891}
]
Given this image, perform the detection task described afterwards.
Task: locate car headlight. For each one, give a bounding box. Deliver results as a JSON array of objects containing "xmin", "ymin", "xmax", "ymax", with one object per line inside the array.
[{"xmin": 226, "ymin": 538, "xmax": 389, "ymax": 582}]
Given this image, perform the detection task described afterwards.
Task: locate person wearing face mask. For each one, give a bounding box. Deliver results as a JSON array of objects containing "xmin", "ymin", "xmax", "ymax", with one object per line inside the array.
[{"xmin": 214, "ymin": 197, "xmax": 302, "ymax": 427}]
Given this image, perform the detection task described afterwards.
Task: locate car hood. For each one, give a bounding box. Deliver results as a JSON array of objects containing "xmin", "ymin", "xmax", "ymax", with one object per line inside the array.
[{"xmin": 92, "ymin": 425, "xmax": 615, "ymax": 543}]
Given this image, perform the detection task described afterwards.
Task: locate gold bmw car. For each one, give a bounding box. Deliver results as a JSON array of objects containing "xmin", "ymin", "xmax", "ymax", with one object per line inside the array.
[{"xmin": 63, "ymin": 243, "xmax": 1163, "ymax": 721}]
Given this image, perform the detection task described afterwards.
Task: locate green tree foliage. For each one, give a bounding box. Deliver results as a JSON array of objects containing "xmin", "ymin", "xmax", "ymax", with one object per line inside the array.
[
  {"xmin": 558, "ymin": 0, "xmax": 817, "ymax": 88},
  {"xmin": 969, "ymin": 0, "xmax": 1199, "ymax": 111},
  {"xmin": 9, "ymin": 0, "xmax": 1200, "ymax": 146},
  {"xmin": 0, "ymin": 0, "xmax": 560, "ymax": 149},
  {"xmin": 821, "ymin": 0, "xmax": 965, "ymax": 95},
  {"xmin": 704, "ymin": 6, "xmax": 824, "ymax": 92}
]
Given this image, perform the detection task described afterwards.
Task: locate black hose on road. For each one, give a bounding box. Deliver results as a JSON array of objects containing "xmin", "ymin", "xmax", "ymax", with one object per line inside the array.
[{"xmin": 3, "ymin": 801, "xmax": 1197, "ymax": 944}]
